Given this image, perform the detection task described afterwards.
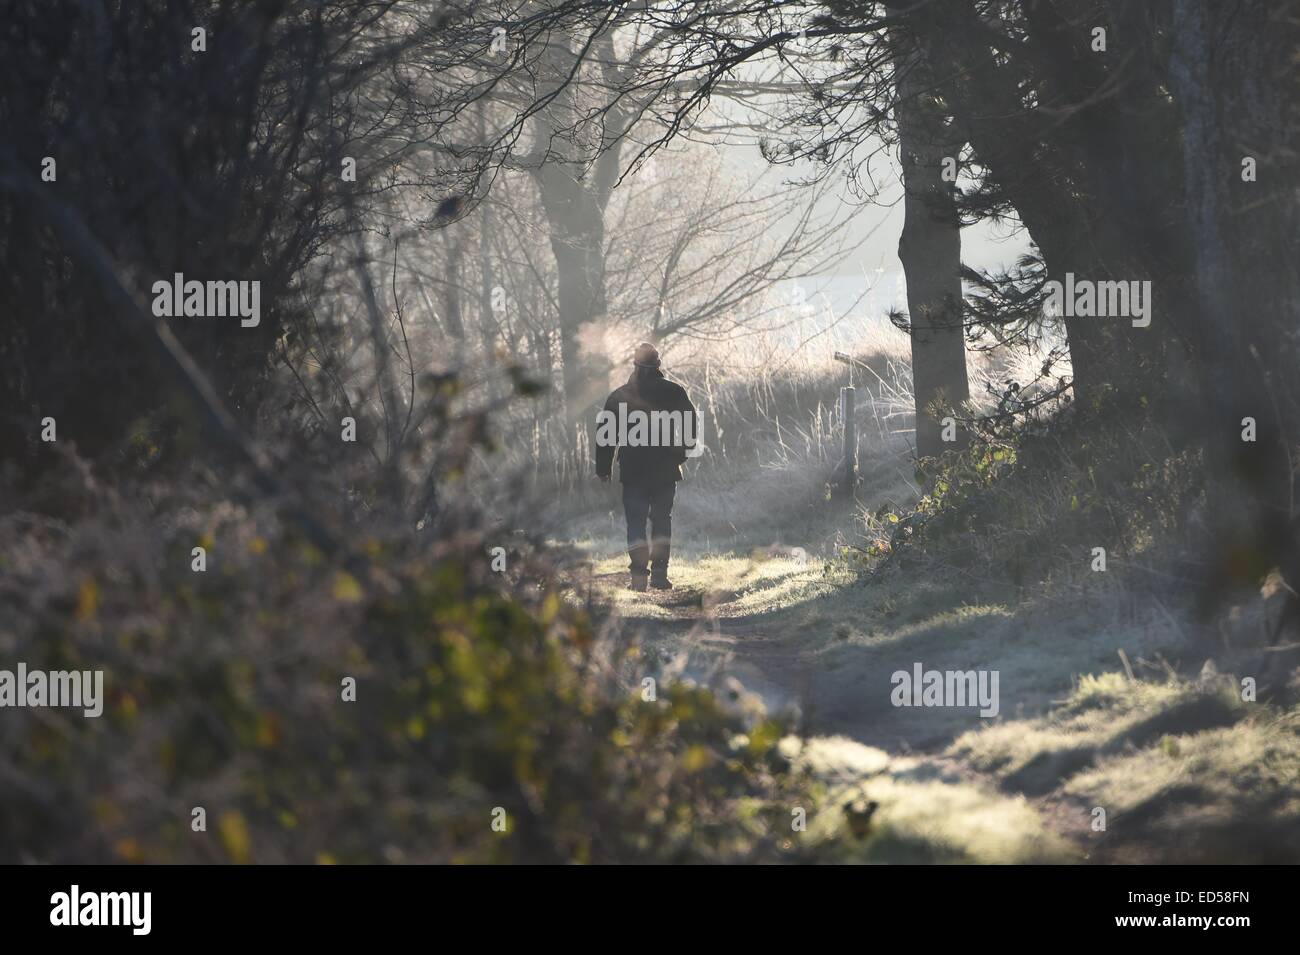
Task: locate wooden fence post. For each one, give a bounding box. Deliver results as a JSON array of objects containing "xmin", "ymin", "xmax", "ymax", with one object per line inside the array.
[{"xmin": 841, "ymin": 385, "xmax": 856, "ymax": 494}]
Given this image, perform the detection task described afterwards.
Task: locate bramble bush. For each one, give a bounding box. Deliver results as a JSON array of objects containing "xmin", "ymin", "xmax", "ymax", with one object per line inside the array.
[
  {"xmin": 0, "ymin": 453, "xmax": 812, "ymax": 864},
  {"xmin": 862, "ymin": 401, "xmax": 1205, "ymax": 591}
]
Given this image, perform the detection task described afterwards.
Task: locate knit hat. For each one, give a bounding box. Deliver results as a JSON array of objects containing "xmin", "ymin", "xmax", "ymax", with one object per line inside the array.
[{"xmin": 633, "ymin": 341, "xmax": 661, "ymax": 368}]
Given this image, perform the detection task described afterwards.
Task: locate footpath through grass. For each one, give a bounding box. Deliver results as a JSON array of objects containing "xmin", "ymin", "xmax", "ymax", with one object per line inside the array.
[{"xmin": 559, "ymin": 490, "xmax": 1300, "ymax": 863}]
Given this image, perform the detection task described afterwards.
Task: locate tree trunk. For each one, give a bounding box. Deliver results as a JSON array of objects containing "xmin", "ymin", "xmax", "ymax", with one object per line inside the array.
[
  {"xmin": 477, "ymin": 200, "xmax": 500, "ymax": 401},
  {"xmin": 894, "ymin": 46, "xmax": 969, "ymax": 458},
  {"xmin": 534, "ymin": 160, "xmax": 607, "ymax": 419},
  {"xmin": 1169, "ymin": 0, "xmax": 1300, "ymax": 595},
  {"xmin": 440, "ymin": 228, "xmax": 466, "ymax": 366},
  {"xmin": 527, "ymin": 29, "xmax": 631, "ymax": 424}
]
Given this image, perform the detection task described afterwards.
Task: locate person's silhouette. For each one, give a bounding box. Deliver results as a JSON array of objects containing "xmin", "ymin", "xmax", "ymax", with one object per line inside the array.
[{"xmin": 595, "ymin": 342, "xmax": 698, "ymax": 591}]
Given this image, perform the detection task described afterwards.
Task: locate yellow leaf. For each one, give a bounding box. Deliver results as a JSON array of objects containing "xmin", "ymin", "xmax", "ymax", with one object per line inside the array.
[
  {"xmin": 331, "ymin": 571, "xmax": 363, "ymax": 603},
  {"xmin": 248, "ymin": 537, "xmax": 267, "ymax": 555},
  {"xmin": 747, "ymin": 719, "xmax": 781, "ymax": 756},
  {"xmin": 75, "ymin": 578, "xmax": 98, "ymax": 621},
  {"xmin": 681, "ymin": 744, "xmax": 712, "ymax": 773},
  {"xmin": 218, "ymin": 811, "xmax": 252, "ymax": 864},
  {"xmin": 113, "ymin": 838, "xmax": 143, "ymax": 863},
  {"xmin": 255, "ymin": 712, "xmax": 279, "ymax": 748}
]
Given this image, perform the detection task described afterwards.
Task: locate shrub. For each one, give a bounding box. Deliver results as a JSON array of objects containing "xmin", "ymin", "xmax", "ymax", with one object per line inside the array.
[{"xmin": 0, "ymin": 456, "xmax": 810, "ymax": 863}]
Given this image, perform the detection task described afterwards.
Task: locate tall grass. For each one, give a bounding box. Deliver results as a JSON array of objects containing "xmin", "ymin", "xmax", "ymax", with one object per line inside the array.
[
  {"xmin": 477, "ymin": 314, "xmax": 912, "ymax": 515},
  {"xmin": 465, "ymin": 306, "xmax": 1071, "ymax": 548}
]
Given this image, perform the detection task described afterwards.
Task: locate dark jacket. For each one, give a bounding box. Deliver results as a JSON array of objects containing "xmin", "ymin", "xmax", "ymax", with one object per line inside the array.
[{"xmin": 595, "ymin": 367, "xmax": 698, "ymax": 484}]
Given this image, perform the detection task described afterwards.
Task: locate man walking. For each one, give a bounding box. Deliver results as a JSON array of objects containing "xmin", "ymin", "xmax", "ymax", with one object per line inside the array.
[{"xmin": 595, "ymin": 342, "xmax": 698, "ymax": 591}]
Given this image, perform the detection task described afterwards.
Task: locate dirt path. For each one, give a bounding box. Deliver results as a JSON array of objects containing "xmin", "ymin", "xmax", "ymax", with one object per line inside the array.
[
  {"xmin": 586, "ymin": 568, "xmax": 816, "ymax": 718},
  {"xmin": 613, "ymin": 561, "xmax": 1096, "ymax": 859},
  {"xmin": 554, "ymin": 439, "xmax": 1300, "ymax": 861},
  {"xmin": 574, "ymin": 548, "xmax": 1190, "ymax": 862}
]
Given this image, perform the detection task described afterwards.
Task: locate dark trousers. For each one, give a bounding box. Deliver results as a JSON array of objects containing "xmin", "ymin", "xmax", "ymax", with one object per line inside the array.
[{"xmin": 622, "ymin": 481, "xmax": 676, "ymax": 576}]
